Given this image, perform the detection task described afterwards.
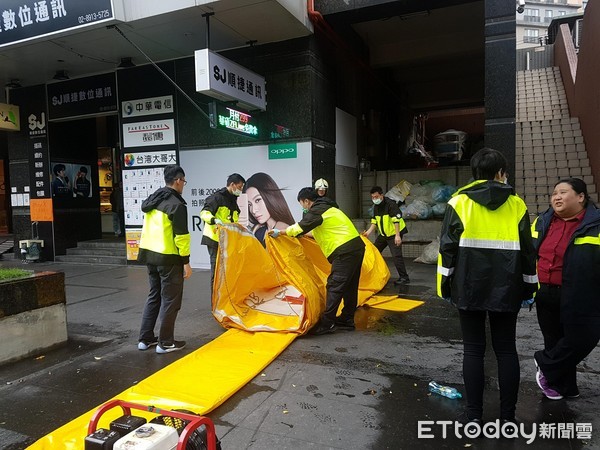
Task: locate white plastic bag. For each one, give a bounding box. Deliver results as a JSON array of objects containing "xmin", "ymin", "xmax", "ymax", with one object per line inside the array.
[
  {"xmin": 414, "ymin": 237, "xmax": 440, "ymax": 264},
  {"xmin": 404, "ymin": 200, "xmax": 432, "ymax": 219},
  {"xmin": 385, "ymin": 180, "xmax": 412, "ymax": 203}
]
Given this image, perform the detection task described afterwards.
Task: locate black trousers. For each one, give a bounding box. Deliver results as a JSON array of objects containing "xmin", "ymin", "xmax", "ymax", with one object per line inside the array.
[
  {"xmin": 535, "ymin": 284, "xmax": 600, "ymax": 396},
  {"xmin": 206, "ymin": 242, "xmax": 218, "ymax": 297},
  {"xmin": 458, "ymin": 309, "xmax": 520, "ymax": 421},
  {"xmin": 322, "ymin": 246, "xmax": 365, "ymax": 325},
  {"xmin": 374, "ymin": 234, "xmax": 408, "ymax": 280},
  {"xmin": 139, "ymin": 264, "xmax": 184, "ymax": 346}
]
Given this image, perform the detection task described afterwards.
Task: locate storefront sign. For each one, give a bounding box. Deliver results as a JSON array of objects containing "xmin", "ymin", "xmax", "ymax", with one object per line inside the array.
[
  {"xmin": 209, "ymin": 102, "xmax": 258, "ymax": 138},
  {"xmin": 195, "ymin": 49, "xmax": 266, "ymax": 111},
  {"xmin": 268, "ymin": 143, "xmax": 297, "ymax": 160},
  {"xmin": 0, "ymin": 0, "xmax": 114, "ymax": 48},
  {"xmin": 0, "ymin": 102, "xmax": 20, "ymax": 131},
  {"xmin": 47, "ymin": 72, "xmax": 117, "ymax": 120},
  {"xmin": 123, "ymin": 119, "xmax": 175, "ymax": 148},
  {"xmin": 121, "ymin": 95, "xmax": 174, "ymax": 118},
  {"xmin": 29, "ymin": 140, "xmax": 51, "ymax": 198},
  {"xmin": 27, "ymin": 112, "xmax": 46, "ymax": 137},
  {"xmin": 123, "ymin": 150, "xmax": 177, "ymax": 168}
]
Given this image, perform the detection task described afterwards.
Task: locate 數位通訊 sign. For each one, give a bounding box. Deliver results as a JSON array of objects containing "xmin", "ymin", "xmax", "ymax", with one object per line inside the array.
[{"xmin": 0, "ymin": 0, "xmax": 114, "ymax": 48}]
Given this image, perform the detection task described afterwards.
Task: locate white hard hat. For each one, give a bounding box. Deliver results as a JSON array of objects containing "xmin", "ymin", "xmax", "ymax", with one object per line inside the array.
[{"xmin": 314, "ymin": 178, "xmax": 329, "ymax": 189}]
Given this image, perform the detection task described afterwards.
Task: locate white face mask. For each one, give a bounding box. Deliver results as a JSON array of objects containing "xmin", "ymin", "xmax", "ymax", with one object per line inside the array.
[
  {"xmin": 232, "ymin": 189, "xmax": 242, "ymax": 197},
  {"xmin": 372, "ymin": 198, "xmax": 383, "ymax": 205}
]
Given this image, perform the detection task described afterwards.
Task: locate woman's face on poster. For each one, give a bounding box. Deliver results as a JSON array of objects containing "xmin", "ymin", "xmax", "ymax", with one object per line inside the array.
[{"xmin": 246, "ymin": 186, "xmax": 270, "ymax": 225}]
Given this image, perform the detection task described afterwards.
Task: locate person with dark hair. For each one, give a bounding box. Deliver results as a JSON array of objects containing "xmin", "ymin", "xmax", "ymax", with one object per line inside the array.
[
  {"xmin": 437, "ymin": 148, "xmax": 538, "ymax": 427},
  {"xmin": 200, "ymin": 173, "xmax": 246, "ymax": 295},
  {"xmin": 137, "ymin": 164, "xmax": 191, "ymax": 354},
  {"xmin": 270, "ymin": 187, "xmax": 365, "ymax": 335},
  {"xmin": 51, "ymin": 163, "xmax": 71, "ymax": 197},
  {"xmin": 531, "ymin": 178, "xmax": 600, "ymax": 400},
  {"xmin": 73, "ymin": 166, "xmax": 91, "ymax": 198},
  {"xmin": 243, "ymin": 172, "xmax": 295, "ymax": 247},
  {"xmin": 362, "ymin": 185, "xmax": 409, "ymax": 285}
]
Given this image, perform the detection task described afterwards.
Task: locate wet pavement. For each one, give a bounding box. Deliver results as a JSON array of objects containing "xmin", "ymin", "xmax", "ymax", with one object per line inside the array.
[{"xmin": 0, "ymin": 255, "xmax": 599, "ymax": 449}]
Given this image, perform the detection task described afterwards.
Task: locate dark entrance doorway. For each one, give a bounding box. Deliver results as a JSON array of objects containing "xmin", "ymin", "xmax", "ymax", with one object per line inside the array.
[{"xmin": 48, "ymin": 115, "xmax": 120, "ymax": 255}]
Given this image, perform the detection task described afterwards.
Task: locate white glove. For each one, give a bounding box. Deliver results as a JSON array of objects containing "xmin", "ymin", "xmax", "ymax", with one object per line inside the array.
[{"xmin": 214, "ymin": 219, "xmax": 223, "ymax": 225}]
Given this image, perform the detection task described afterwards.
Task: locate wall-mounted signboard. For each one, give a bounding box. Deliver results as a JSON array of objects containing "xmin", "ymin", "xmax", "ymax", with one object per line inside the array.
[
  {"xmin": 195, "ymin": 49, "xmax": 266, "ymax": 111},
  {"xmin": 0, "ymin": 103, "xmax": 20, "ymax": 131},
  {"xmin": 209, "ymin": 102, "xmax": 259, "ymax": 138},
  {"xmin": 122, "ymin": 119, "xmax": 176, "ymax": 148},
  {"xmin": 0, "ymin": 0, "xmax": 114, "ymax": 48},
  {"xmin": 47, "ymin": 72, "xmax": 117, "ymax": 120},
  {"xmin": 121, "ymin": 95, "xmax": 174, "ymax": 118}
]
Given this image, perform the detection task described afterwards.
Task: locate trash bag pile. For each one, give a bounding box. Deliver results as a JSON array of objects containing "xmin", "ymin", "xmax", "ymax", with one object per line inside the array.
[{"xmin": 387, "ymin": 180, "xmax": 456, "ymax": 220}]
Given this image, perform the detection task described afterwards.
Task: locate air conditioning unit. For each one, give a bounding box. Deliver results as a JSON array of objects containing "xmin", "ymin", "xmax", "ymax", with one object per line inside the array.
[{"xmin": 574, "ymin": 18, "xmax": 583, "ymax": 49}]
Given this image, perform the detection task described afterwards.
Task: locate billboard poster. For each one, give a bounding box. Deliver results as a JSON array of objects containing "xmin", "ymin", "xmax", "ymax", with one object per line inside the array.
[
  {"xmin": 180, "ymin": 142, "xmax": 311, "ymax": 269},
  {"xmin": 50, "ymin": 162, "xmax": 93, "ymax": 199}
]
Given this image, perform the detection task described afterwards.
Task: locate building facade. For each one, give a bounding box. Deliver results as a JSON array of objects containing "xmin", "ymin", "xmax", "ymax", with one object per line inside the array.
[
  {"xmin": 517, "ymin": 0, "xmax": 584, "ymax": 49},
  {"xmin": 0, "ymin": 0, "xmax": 516, "ymax": 266}
]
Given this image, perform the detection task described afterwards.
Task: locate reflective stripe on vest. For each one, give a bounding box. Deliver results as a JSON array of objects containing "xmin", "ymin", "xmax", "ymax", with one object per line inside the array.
[
  {"xmin": 531, "ymin": 217, "xmax": 539, "ymax": 239},
  {"xmin": 574, "ymin": 235, "xmax": 600, "ymax": 246}
]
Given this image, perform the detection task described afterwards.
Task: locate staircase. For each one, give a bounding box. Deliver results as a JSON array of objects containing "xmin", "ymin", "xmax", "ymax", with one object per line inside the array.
[
  {"xmin": 55, "ymin": 239, "xmax": 127, "ymax": 265},
  {"xmin": 0, "ymin": 236, "xmax": 14, "ymax": 257},
  {"xmin": 514, "ymin": 67, "xmax": 599, "ymax": 215}
]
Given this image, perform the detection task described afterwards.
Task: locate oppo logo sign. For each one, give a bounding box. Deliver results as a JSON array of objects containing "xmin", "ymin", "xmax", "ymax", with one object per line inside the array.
[{"xmin": 268, "ymin": 143, "xmax": 297, "ymax": 160}]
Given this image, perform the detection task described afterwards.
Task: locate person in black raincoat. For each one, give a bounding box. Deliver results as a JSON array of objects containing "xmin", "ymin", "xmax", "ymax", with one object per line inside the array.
[{"xmin": 437, "ymin": 148, "xmax": 538, "ymax": 427}]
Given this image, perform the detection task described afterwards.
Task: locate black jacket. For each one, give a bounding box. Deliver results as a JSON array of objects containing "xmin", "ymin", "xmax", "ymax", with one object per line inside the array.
[
  {"xmin": 532, "ymin": 204, "xmax": 600, "ymax": 324},
  {"xmin": 372, "ymin": 196, "xmax": 408, "ymax": 238},
  {"xmin": 438, "ymin": 180, "xmax": 538, "ymax": 312}
]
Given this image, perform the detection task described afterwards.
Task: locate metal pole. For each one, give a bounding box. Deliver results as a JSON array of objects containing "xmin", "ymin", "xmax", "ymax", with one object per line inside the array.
[{"xmin": 202, "ymin": 12, "xmax": 215, "ymax": 50}]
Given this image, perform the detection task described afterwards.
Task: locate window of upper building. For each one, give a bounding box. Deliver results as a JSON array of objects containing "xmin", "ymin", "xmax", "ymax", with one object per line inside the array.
[
  {"xmin": 524, "ymin": 28, "xmax": 540, "ymax": 44},
  {"xmin": 524, "ymin": 8, "xmax": 541, "ymax": 22}
]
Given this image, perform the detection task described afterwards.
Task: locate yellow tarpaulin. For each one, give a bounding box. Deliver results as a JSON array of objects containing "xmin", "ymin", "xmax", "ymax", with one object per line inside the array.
[
  {"xmin": 29, "ymin": 224, "xmax": 423, "ymax": 448},
  {"xmin": 212, "ymin": 225, "xmax": 421, "ymax": 330},
  {"xmin": 28, "ymin": 330, "xmax": 294, "ymax": 449}
]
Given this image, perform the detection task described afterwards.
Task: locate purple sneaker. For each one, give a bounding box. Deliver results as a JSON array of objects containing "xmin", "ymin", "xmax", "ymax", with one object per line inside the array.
[{"xmin": 535, "ymin": 360, "xmax": 563, "ymax": 400}]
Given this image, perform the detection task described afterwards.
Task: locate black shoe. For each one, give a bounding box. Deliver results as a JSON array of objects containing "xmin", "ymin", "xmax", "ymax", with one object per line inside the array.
[
  {"xmin": 156, "ymin": 340, "xmax": 186, "ymax": 354},
  {"xmin": 393, "ymin": 278, "xmax": 410, "ymax": 286},
  {"xmin": 565, "ymin": 388, "xmax": 580, "ymax": 399},
  {"xmin": 310, "ymin": 322, "xmax": 336, "ymax": 335},
  {"xmin": 334, "ymin": 318, "xmax": 355, "ymax": 331}
]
